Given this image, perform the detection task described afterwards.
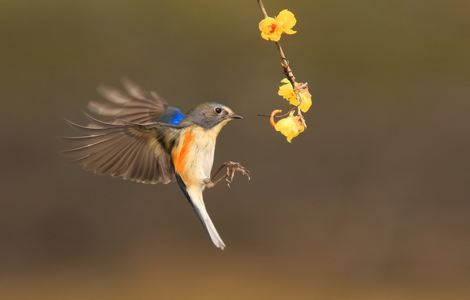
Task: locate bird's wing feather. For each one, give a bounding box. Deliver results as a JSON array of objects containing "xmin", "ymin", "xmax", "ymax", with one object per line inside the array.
[
  {"xmin": 63, "ymin": 114, "xmax": 181, "ymax": 184},
  {"xmin": 87, "ymin": 78, "xmax": 169, "ymax": 124}
]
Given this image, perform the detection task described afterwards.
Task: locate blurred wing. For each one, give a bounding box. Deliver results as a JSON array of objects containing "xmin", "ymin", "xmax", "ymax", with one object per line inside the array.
[
  {"xmin": 63, "ymin": 114, "xmax": 180, "ymax": 184},
  {"xmin": 87, "ymin": 78, "xmax": 169, "ymax": 124}
]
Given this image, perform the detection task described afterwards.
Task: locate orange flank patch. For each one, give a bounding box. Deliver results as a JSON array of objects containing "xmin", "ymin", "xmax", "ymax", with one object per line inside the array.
[{"xmin": 172, "ymin": 130, "xmax": 194, "ymax": 175}]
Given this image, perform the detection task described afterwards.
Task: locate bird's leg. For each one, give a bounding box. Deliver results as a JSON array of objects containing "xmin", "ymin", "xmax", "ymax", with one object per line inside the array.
[{"xmin": 204, "ymin": 161, "xmax": 250, "ymax": 188}]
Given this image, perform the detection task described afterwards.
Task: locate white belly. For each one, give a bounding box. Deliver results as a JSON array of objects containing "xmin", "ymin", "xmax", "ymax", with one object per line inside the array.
[
  {"xmin": 192, "ymin": 135, "xmax": 216, "ymax": 181},
  {"xmin": 183, "ymin": 126, "xmax": 219, "ymax": 186}
]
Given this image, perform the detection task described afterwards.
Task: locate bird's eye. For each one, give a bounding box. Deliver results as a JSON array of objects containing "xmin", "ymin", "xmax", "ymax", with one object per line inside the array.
[{"xmin": 214, "ymin": 107, "xmax": 223, "ymax": 114}]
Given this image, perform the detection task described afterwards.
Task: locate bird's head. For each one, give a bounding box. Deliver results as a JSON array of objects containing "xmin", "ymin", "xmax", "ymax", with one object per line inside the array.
[{"xmin": 186, "ymin": 102, "xmax": 243, "ymax": 129}]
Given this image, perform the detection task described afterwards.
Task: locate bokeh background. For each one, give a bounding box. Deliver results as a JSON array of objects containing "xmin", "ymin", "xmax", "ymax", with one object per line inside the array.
[{"xmin": 1, "ymin": 0, "xmax": 469, "ymax": 299}]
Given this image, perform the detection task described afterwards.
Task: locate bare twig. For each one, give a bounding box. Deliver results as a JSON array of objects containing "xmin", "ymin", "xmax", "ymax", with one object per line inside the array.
[
  {"xmin": 257, "ymin": 0, "xmax": 269, "ymax": 18},
  {"xmin": 256, "ymin": 0, "xmax": 297, "ymax": 87},
  {"xmin": 257, "ymin": 111, "xmax": 290, "ymax": 118}
]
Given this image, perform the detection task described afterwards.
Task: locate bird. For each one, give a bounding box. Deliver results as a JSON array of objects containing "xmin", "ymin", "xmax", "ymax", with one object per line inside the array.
[{"xmin": 62, "ymin": 78, "xmax": 250, "ymax": 250}]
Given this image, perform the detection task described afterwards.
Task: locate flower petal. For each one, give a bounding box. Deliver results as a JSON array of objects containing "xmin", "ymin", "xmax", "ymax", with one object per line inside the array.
[
  {"xmin": 273, "ymin": 111, "xmax": 305, "ymax": 143},
  {"xmin": 278, "ymin": 82, "xmax": 294, "ymax": 99},
  {"xmin": 260, "ymin": 32, "xmax": 270, "ymax": 41},
  {"xmin": 276, "ymin": 9, "xmax": 297, "ymax": 33},
  {"xmin": 270, "ymin": 109, "xmax": 283, "ymax": 128},
  {"xmin": 298, "ymin": 89, "xmax": 312, "ymax": 113},
  {"xmin": 283, "ymin": 28, "xmax": 297, "ymax": 35},
  {"xmin": 277, "ymin": 78, "xmax": 299, "ymax": 106}
]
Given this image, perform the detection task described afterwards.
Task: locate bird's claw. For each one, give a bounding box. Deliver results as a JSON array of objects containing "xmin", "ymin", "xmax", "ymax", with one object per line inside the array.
[
  {"xmin": 223, "ymin": 161, "xmax": 250, "ymax": 188},
  {"xmin": 207, "ymin": 161, "xmax": 250, "ymax": 189}
]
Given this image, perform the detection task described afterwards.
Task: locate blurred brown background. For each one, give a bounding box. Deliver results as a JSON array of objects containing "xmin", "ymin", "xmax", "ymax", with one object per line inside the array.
[{"xmin": 1, "ymin": 0, "xmax": 469, "ymax": 299}]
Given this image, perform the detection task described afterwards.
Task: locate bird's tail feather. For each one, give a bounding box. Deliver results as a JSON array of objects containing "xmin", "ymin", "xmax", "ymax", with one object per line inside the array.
[{"xmin": 186, "ymin": 187, "xmax": 226, "ymax": 250}]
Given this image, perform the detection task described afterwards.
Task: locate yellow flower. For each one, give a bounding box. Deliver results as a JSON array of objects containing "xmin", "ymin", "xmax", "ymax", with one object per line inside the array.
[
  {"xmin": 270, "ymin": 110, "xmax": 305, "ymax": 143},
  {"xmin": 259, "ymin": 17, "xmax": 283, "ymax": 42},
  {"xmin": 278, "ymin": 79, "xmax": 312, "ymax": 112},
  {"xmin": 259, "ymin": 9, "xmax": 297, "ymax": 42}
]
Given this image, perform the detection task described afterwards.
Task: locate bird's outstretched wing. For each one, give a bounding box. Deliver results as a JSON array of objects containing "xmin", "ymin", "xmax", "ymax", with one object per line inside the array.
[
  {"xmin": 87, "ymin": 78, "xmax": 169, "ymax": 124},
  {"xmin": 63, "ymin": 79, "xmax": 187, "ymax": 184},
  {"xmin": 63, "ymin": 114, "xmax": 182, "ymax": 184}
]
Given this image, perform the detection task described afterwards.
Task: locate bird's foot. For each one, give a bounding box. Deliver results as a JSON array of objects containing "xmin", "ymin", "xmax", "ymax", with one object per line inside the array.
[
  {"xmin": 207, "ymin": 161, "xmax": 251, "ymax": 189},
  {"xmin": 223, "ymin": 161, "xmax": 250, "ymax": 188}
]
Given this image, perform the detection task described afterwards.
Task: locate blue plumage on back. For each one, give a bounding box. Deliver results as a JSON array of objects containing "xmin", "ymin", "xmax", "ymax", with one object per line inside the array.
[{"xmin": 159, "ymin": 106, "xmax": 185, "ymax": 125}]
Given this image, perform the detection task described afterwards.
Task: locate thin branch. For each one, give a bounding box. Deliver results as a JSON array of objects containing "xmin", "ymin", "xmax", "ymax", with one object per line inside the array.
[
  {"xmin": 256, "ymin": 0, "xmax": 305, "ymax": 121},
  {"xmin": 257, "ymin": 0, "xmax": 269, "ymax": 18},
  {"xmin": 257, "ymin": 0, "xmax": 297, "ymax": 87},
  {"xmin": 257, "ymin": 111, "xmax": 290, "ymax": 118}
]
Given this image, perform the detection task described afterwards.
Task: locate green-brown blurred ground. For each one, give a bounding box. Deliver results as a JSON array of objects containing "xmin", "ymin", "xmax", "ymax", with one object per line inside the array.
[{"xmin": 1, "ymin": 0, "xmax": 469, "ymax": 299}]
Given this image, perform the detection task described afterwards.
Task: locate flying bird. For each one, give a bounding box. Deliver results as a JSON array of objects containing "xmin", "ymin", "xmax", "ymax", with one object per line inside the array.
[{"xmin": 63, "ymin": 79, "xmax": 250, "ymax": 250}]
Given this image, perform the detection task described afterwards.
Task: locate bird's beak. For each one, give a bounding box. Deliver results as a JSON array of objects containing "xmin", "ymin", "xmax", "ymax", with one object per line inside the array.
[{"xmin": 230, "ymin": 114, "xmax": 243, "ymax": 120}]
